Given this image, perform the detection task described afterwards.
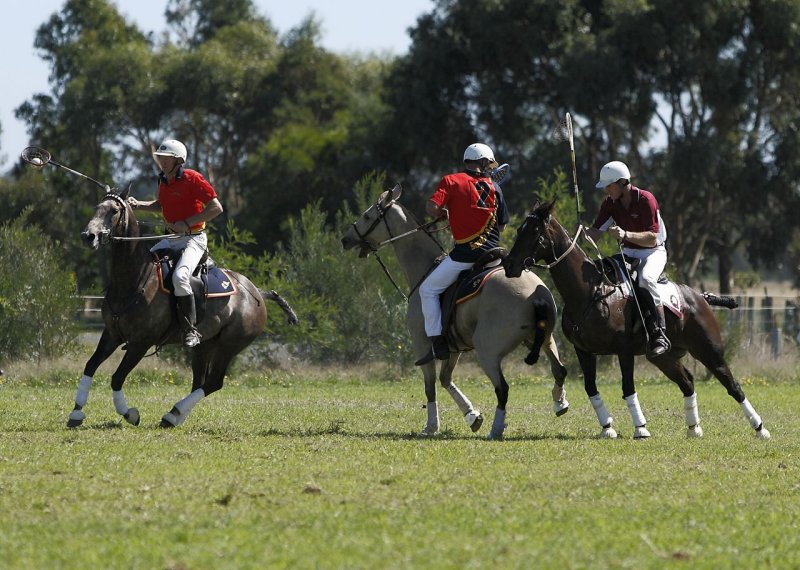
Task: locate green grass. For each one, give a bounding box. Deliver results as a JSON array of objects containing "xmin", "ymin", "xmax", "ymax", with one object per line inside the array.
[{"xmin": 0, "ymin": 371, "xmax": 798, "ymax": 569}]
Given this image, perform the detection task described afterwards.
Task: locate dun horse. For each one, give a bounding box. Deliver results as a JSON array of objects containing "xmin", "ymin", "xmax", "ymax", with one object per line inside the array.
[
  {"xmin": 341, "ymin": 186, "xmax": 569, "ymax": 439},
  {"xmin": 69, "ymin": 189, "xmax": 298, "ymax": 428},
  {"xmin": 503, "ymin": 199, "xmax": 770, "ymax": 439}
]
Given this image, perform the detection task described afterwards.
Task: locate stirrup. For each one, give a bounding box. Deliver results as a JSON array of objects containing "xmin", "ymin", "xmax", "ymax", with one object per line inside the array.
[
  {"xmin": 647, "ymin": 332, "xmax": 670, "ymax": 357},
  {"xmin": 183, "ymin": 329, "xmax": 201, "ymax": 348}
]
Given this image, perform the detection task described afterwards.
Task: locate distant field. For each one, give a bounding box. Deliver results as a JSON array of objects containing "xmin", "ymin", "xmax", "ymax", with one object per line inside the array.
[{"xmin": 0, "ymin": 370, "xmax": 797, "ymax": 569}]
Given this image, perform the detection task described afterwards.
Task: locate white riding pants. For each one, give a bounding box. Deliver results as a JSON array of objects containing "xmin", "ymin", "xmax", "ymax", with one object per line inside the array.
[
  {"xmin": 151, "ymin": 232, "xmax": 208, "ymax": 297},
  {"xmin": 623, "ymin": 246, "xmax": 667, "ymax": 305},
  {"xmin": 420, "ymin": 256, "xmax": 473, "ymax": 337}
]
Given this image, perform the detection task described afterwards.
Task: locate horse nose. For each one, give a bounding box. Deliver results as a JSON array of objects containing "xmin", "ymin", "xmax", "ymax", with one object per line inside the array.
[
  {"xmin": 502, "ymin": 257, "xmax": 519, "ymax": 278},
  {"xmin": 81, "ymin": 230, "xmax": 97, "ymax": 248}
]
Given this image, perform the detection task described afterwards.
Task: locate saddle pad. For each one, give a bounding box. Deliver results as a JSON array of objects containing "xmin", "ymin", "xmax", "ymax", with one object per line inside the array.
[
  {"xmin": 455, "ymin": 266, "xmax": 504, "ymax": 305},
  {"xmin": 607, "ymin": 257, "xmax": 684, "ymax": 317},
  {"xmin": 155, "ymin": 261, "xmax": 238, "ymax": 298}
]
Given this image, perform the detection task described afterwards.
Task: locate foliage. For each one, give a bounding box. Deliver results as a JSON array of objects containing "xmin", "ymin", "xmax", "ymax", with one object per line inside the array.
[
  {"xmin": 5, "ymin": 0, "xmax": 800, "ymax": 302},
  {"xmin": 210, "ymin": 172, "xmax": 414, "ymax": 366},
  {"xmin": 0, "ymin": 210, "xmax": 79, "ymax": 362}
]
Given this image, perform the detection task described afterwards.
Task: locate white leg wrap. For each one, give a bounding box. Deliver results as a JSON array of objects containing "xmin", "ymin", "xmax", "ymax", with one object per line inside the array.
[
  {"xmin": 446, "ymin": 384, "xmax": 473, "ymax": 415},
  {"xmin": 684, "ymin": 393, "xmax": 700, "ymax": 426},
  {"xmin": 740, "ymin": 398, "xmax": 762, "ymax": 429},
  {"xmin": 75, "ymin": 375, "xmax": 93, "ymax": 407},
  {"xmin": 624, "ymin": 393, "xmax": 647, "ymax": 427},
  {"xmin": 112, "ymin": 390, "xmax": 129, "ymax": 415},
  {"xmin": 488, "ymin": 407, "xmax": 507, "ymax": 439},
  {"xmin": 590, "ymin": 394, "xmax": 613, "ymax": 427},
  {"xmin": 422, "ymin": 401, "xmax": 440, "ymax": 435},
  {"xmin": 175, "ymin": 388, "xmax": 205, "ymax": 418}
]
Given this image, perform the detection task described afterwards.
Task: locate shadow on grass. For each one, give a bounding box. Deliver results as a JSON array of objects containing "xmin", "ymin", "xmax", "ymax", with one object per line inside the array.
[{"xmin": 253, "ymin": 426, "xmax": 585, "ymax": 442}]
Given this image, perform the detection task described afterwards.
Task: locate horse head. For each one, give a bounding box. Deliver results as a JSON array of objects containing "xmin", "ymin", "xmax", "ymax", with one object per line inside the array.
[
  {"xmin": 503, "ymin": 198, "xmax": 558, "ymax": 278},
  {"xmin": 81, "ymin": 185, "xmax": 133, "ymax": 249},
  {"xmin": 341, "ymin": 184, "xmax": 403, "ymax": 257}
]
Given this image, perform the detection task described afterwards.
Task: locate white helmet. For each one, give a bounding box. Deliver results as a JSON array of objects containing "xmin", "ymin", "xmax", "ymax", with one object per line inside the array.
[
  {"xmin": 463, "ymin": 143, "xmax": 499, "ymax": 167},
  {"xmin": 595, "ymin": 160, "xmax": 631, "ymax": 188},
  {"xmin": 153, "ymin": 139, "xmax": 187, "ymax": 161}
]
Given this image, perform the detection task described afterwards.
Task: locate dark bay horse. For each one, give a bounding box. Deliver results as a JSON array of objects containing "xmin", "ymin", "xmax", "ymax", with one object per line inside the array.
[
  {"xmin": 69, "ymin": 189, "xmax": 298, "ymax": 428},
  {"xmin": 503, "ymin": 199, "xmax": 770, "ymax": 440},
  {"xmin": 341, "ymin": 186, "xmax": 569, "ymax": 439}
]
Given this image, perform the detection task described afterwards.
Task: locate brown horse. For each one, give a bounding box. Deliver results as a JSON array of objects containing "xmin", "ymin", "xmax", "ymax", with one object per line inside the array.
[
  {"xmin": 341, "ymin": 186, "xmax": 569, "ymax": 439},
  {"xmin": 68, "ymin": 189, "xmax": 298, "ymax": 428},
  {"xmin": 503, "ymin": 199, "xmax": 770, "ymax": 439}
]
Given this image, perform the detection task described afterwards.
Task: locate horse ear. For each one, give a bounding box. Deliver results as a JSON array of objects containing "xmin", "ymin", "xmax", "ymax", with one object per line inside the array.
[
  {"xmin": 119, "ymin": 183, "xmax": 131, "ymax": 200},
  {"xmin": 379, "ymin": 184, "xmax": 402, "ymax": 207}
]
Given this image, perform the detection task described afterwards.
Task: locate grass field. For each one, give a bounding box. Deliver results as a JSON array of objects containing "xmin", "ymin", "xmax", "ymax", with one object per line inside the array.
[{"xmin": 0, "ymin": 363, "xmax": 798, "ymax": 569}]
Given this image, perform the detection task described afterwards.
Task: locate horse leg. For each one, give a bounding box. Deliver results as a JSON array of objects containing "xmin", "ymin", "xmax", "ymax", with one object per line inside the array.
[
  {"xmin": 161, "ymin": 342, "xmax": 220, "ymax": 428},
  {"xmin": 68, "ymin": 328, "xmax": 121, "ymax": 428},
  {"xmin": 618, "ymin": 351, "xmax": 650, "ymax": 439},
  {"xmin": 544, "ymin": 334, "xmax": 569, "ymax": 416},
  {"xmin": 684, "ymin": 304, "xmax": 770, "ymax": 439},
  {"xmin": 108, "ymin": 343, "xmax": 150, "ymax": 426},
  {"xmin": 650, "ymin": 357, "xmax": 703, "ymax": 438},
  {"xmin": 687, "ymin": 339, "xmax": 770, "ymax": 439},
  {"xmin": 576, "ymin": 347, "xmax": 617, "ymax": 439},
  {"xmin": 476, "ymin": 352, "xmax": 509, "ymax": 440},
  {"xmin": 438, "ymin": 353, "xmax": 483, "ymax": 433}
]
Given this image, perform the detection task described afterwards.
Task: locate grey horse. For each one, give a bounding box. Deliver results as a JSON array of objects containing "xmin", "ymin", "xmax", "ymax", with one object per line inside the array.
[
  {"xmin": 341, "ymin": 185, "xmax": 568, "ymax": 439},
  {"xmin": 69, "ymin": 188, "xmax": 297, "ymax": 428}
]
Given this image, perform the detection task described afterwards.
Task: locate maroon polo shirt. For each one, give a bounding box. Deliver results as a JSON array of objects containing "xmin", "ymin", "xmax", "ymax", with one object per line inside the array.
[{"xmin": 592, "ymin": 186, "xmax": 660, "ymax": 250}]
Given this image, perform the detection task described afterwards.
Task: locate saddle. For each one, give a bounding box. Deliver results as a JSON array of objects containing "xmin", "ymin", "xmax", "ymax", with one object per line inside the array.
[
  {"xmin": 595, "ymin": 253, "xmax": 668, "ymax": 287},
  {"xmin": 594, "ymin": 254, "xmax": 684, "ymax": 318},
  {"xmin": 152, "ymin": 247, "xmax": 238, "ymax": 323},
  {"xmin": 439, "ymin": 248, "xmax": 506, "ymax": 347}
]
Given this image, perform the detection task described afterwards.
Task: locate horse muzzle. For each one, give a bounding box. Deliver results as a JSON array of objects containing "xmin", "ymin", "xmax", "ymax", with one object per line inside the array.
[
  {"xmin": 502, "ymin": 256, "xmax": 523, "ymax": 278},
  {"xmin": 81, "ymin": 229, "xmax": 110, "ymax": 249}
]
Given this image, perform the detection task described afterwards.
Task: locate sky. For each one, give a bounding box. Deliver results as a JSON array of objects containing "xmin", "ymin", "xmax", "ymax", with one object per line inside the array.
[{"xmin": 0, "ymin": 0, "xmax": 434, "ymax": 166}]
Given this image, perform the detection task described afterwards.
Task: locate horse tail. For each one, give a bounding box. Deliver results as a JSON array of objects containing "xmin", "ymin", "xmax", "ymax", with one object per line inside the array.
[
  {"xmin": 524, "ymin": 300, "xmax": 550, "ymax": 365},
  {"xmin": 703, "ymin": 292, "xmax": 738, "ymax": 310},
  {"xmin": 259, "ymin": 289, "xmax": 300, "ymax": 325}
]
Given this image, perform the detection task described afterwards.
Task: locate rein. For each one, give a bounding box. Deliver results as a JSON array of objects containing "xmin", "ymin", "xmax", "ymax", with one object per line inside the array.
[
  {"xmin": 525, "ymin": 224, "xmax": 585, "ymax": 269},
  {"xmin": 523, "ymin": 220, "xmax": 614, "ymax": 286},
  {"xmin": 351, "ymin": 201, "xmax": 447, "ymax": 301}
]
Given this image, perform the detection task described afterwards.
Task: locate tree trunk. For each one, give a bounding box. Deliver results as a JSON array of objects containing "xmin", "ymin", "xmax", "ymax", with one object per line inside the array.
[{"xmin": 717, "ymin": 246, "xmax": 733, "ymax": 294}]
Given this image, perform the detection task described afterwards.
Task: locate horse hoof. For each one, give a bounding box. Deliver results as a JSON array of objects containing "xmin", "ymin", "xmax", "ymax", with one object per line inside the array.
[
  {"xmin": 420, "ymin": 425, "xmax": 440, "ymax": 436},
  {"xmin": 465, "ymin": 410, "xmax": 483, "ymax": 432},
  {"xmin": 633, "ymin": 426, "xmax": 651, "ymax": 439},
  {"xmin": 686, "ymin": 425, "xmax": 703, "ymax": 438},
  {"xmin": 67, "ymin": 410, "xmax": 86, "ymax": 428},
  {"xmin": 124, "ymin": 408, "xmax": 140, "ymax": 426},
  {"xmin": 600, "ymin": 427, "xmax": 618, "ymax": 439},
  {"xmin": 756, "ymin": 426, "xmax": 771, "ymax": 440},
  {"xmin": 160, "ymin": 413, "xmax": 178, "ymax": 428},
  {"xmin": 553, "ymin": 401, "xmax": 570, "ymax": 416}
]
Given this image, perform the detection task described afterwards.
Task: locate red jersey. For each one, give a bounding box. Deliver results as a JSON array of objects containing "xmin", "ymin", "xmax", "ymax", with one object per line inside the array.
[
  {"xmin": 157, "ymin": 167, "xmax": 217, "ymax": 230},
  {"xmin": 429, "ymin": 171, "xmax": 508, "ymax": 262},
  {"xmin": 592, "ymin": 186, "xmax": 667, "ymax": 249}
]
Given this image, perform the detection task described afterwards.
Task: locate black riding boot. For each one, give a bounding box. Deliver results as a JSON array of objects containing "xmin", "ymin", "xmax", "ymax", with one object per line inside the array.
[
  {"xmin": 176, "ymin": 295, "xmax": 201, "ymax": 348},
  {"xmin": 648, "ymin": 304, "xmax": 671, "ymax": 357},
  {"xmin": 414, "ymin": 335, "xmax": 450, "ymax": 366}
]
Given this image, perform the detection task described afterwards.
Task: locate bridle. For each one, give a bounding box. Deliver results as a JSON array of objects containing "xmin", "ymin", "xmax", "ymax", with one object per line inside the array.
[
  {"xmin": 94, "ymin": 193, "xmax": 131, "ymax": 245},
  {"xmin": 520, "ymin": 214, "xmax": 584, "ymax": 270},
  {"xmin": 351, "ymin": 198, "xmax": 446, "ymax": 301},
  {"xmin": 95, "ymin": 193, "xmax": 183, "ymax": 244},
  {"xmin": 518, "ymin": 214, "xmax": 613, "ymax": 285}
]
